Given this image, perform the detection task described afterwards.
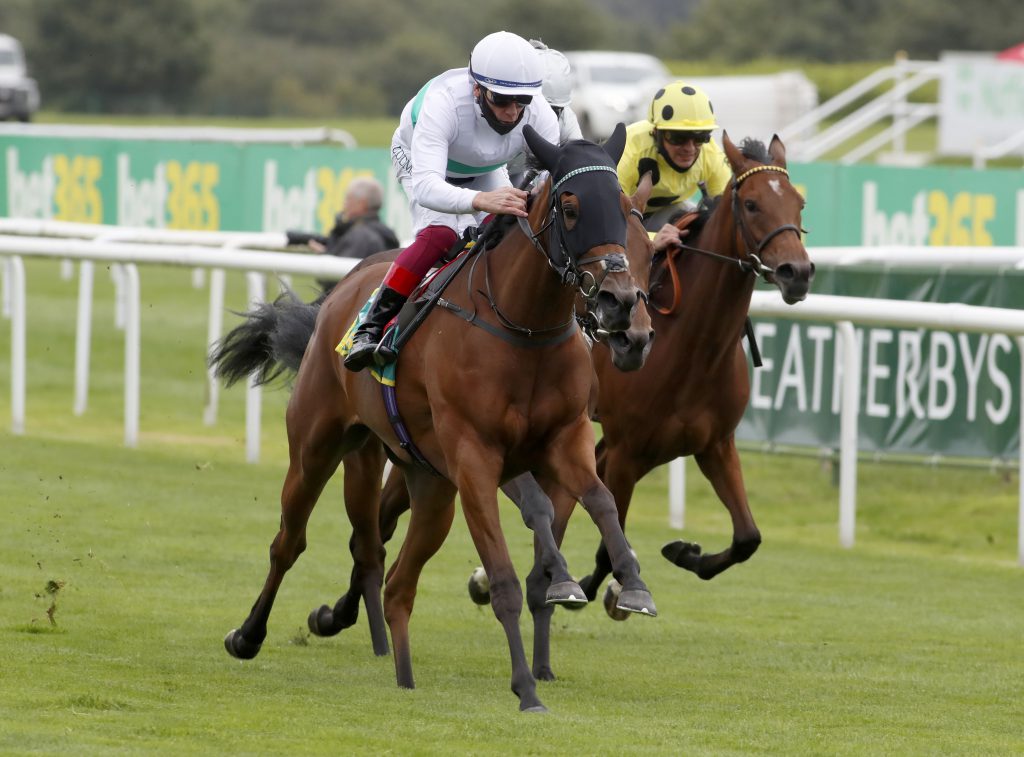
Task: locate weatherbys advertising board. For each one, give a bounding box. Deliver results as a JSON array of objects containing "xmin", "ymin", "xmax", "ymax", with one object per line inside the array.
[
  {"xmin": 2, "ymin": 133, "xmax": 1022, "ymax": 457},
  {"xmin": 740, "ymin": 269, "xmax": 1023, "ymax": 458}
]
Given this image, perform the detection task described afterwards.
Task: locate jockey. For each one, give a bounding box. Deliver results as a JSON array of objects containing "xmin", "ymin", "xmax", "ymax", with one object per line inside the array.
[
  {"xmin": 506, "ymin": 40, "xmax": 583, "ymax": 187},
  {"xmin": 616, "ymin": 80, "xmax": 732, "ymax": 252},
  {"xmin": 343, "ymin": 30, "xmax": 560, "ymax": 372}
]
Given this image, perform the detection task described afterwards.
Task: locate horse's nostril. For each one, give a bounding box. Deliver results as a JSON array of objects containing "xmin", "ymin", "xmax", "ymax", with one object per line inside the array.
[{"xmin": 609, "ymin": 332, "xmax": 630, "ymax": 352}]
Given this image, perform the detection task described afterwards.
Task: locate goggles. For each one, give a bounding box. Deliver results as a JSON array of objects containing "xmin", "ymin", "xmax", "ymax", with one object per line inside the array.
[
  {"xmin": 484, "ymin": 89, "xmax": 533, "ymax": 108},
  {"xmin": 662, "ymin": 130, "xmax": 712, "ymax": 146}
]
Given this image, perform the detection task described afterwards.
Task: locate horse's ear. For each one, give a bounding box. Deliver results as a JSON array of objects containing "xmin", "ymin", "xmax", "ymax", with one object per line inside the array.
[
  {"xmin": 603, "ymin": 122, "xmax": 627, "ymax": 164},
  {"xmin": 721, "ymin": 130, "xmax": 745, "ymax": 174},
  {"xmin": 631, "ymin": 169, "xmax": 655, "ymax": 215},
  {"xmin": 768, "ymin": 134, "xmax": 787, "ymax": 167},
  {"xmin": 524, "ymin": 125, "xmax": 560, "ymax": 173}
]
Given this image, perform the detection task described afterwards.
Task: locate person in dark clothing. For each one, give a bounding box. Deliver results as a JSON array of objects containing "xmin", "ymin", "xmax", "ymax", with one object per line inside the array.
[{"xmin": 310, "ymin": 176, "xmax": 400, "ymax": 292}]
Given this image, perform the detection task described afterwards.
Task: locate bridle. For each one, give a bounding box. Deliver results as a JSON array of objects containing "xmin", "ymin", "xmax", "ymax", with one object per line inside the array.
[
  {"xmin": 729, "ymin": 164, "xmax": 803, "ymax": 277},
  {"xmin": 442, "ymin": 166, "xmax": 633, "ymax": 346},
  {"xmin": 649, "ymin": 163, "xmax": 805, "ymax": 318},
  {"xmin": 671, "ymin": 164, "xmax": 803, "ymax": 279},
  {"xmin": 517, "ymin": 165, "xmax": 630, "ymax": 298}
]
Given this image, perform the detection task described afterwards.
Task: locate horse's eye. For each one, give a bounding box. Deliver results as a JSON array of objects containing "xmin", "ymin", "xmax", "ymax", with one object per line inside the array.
[
  {"xmin": 562, "ymin": 203, "xmax": 578, "ymax": 220},
  {"xmin": 743, "ymin": 199, "xmax": 757, "ymax": 213}
]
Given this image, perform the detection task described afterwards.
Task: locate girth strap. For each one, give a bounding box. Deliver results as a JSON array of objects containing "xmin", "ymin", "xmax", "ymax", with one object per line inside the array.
[
  {"xmin": 436, "ymin": 297, "xmax": 579, "ymax": 348},
  {"xmin": 381, "ymin": 383, "xmax": 444, "ymax": 477}
]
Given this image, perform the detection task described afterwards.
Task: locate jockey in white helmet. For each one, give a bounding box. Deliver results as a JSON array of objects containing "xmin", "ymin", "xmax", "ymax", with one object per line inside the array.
[{"xmin": 345, "ymin": 31, "xmax": 559, "ymax": 372}]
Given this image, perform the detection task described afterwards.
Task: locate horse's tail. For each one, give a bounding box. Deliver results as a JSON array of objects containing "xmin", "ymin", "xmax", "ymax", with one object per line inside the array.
[{"xmin": 209, "ymin": 288, "xmax": 325, "ymax": 387}]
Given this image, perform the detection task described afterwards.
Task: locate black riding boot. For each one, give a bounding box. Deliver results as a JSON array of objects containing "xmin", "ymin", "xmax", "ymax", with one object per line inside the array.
[{"xmin": 343, "ymin": 286, "xmax": 408, "ymax": 372}]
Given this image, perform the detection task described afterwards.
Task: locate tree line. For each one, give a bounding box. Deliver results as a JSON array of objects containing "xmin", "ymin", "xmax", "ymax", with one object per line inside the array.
[{"xmin": 1, "ymin": 0, "xmax": 1020, "ymax": 116}]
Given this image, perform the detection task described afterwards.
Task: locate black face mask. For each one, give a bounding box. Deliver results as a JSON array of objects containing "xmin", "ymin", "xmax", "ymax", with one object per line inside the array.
[
  {"xmin": 477, "ymin": 89, "xmax": 526, "ymax": 135},
  {"xmin": 548, "ymin": 140, "xmax": 627, "ymax": 258}
]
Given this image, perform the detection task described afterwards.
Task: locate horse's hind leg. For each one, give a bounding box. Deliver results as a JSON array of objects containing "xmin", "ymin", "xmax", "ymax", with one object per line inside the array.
[
  {"xmin": 224, "ymin": 417, "xmax": 354, "ymax": 660},
  {"xmin": 307, "ymin": 440, "xmax": 390, "ymax": 656},
  {"xmin": 381, "ymin": 471, "xmax": 457, "ymax": 690},
  {"xmin": 663, "ymin": 437, "xmax": 761, "ymax": 580}
]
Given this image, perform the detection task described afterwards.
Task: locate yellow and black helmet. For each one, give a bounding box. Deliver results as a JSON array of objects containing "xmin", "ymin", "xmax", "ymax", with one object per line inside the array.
[{"xmin": 648, "ymin": 80, "xmax": 717, "ymax": 131}]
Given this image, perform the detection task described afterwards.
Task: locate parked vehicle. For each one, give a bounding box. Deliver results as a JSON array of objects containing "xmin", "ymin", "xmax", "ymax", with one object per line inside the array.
[
  {"xmin": 564, "ymin": 51, "xmax": 669, "ymax": 140},
  {"xmin": 0, "ymin": 34, "xmax": 39, "ymax": 122}
]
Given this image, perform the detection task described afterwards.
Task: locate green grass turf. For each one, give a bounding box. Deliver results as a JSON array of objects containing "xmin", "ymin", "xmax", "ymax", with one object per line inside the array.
[{"xmin": 0, "ymin": 258, "xmax": 1022, "ymax": 754}]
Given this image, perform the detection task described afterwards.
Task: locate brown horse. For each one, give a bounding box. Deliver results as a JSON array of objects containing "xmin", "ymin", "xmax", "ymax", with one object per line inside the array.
[
  {"xmin": 305, "ymin": 170, "xmax": 658, "ymax": 672},
  {"xmin": 385, "ymin": 133, "xmax": 814, "ymax": 680},
  {"xmin": 212, "ymin": 126, "xmax": 656, "ymax": 712},
  {"xmin": 577, "ymin": 133, "xmax": 814, "ymax": 592}
]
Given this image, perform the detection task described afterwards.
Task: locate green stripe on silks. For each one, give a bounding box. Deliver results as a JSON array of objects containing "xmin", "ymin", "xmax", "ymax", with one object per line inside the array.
[{"xmin": 410, "ymin": 78, "xmax": 505, "ymax": 177}]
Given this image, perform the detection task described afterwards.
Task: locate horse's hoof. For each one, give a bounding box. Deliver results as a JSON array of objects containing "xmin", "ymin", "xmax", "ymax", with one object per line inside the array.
[
  {"xmin": 307, "ymin": 605, "xmax": 335, "ymax": 637},
  {"xmin": 662, "ymin": 540, "xmax": 703, "ymax": 572},
  {"xmin": 601, "ymin": 580, "xmax": 631, "ymax": 622},
  {"xmin": 224, "ymin": 629, "xmax": 262, "ymax": 660},
  {"xmin": 467, "ymin": 567, "xmax": 491, "ymax": 606},
  {"xmin": 520, "ymin": 704, "xmax": 549, "ymax": 714},
  {"xmin": 616, "ymin": 588, "xmax": 658, "ymax": 618},
  {"xmin": 545, "ymin": 580, "xmax": 588, "ymax": 606}
]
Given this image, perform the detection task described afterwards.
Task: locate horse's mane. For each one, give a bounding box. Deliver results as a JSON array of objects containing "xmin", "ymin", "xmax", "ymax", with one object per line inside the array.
[
  {"xmin": 738, "ymin": 137, "xmax": 770, "ymax": 164},
  {"xmin": 482, "ymin": 205, "xmax": 526, "ymax": 250}
]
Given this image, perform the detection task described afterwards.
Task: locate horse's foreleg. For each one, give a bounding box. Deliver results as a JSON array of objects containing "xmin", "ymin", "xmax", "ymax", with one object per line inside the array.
[
  {"xmin": 225, "ymin": 418, "xmax": 351, "ymax": 660},
  {"xmin": 500, "ymin": 474, "xmax": 583, "ymax": 682},
  {"xmin": 577, "ymin": 444, "xmax": 640, "ymax": 602},
  {"xmin": 544, "ymin": 422, "xmax": 656, "ymax": 619},
  {"xmin": 453, "ymin": 452, "xmax": 544, "ymax": 712},
  {"xmin": 501, "ymin": 474, "xmax": 583, "ymax": 604},
  {"xmin": 307, "ymin": 441, "xmax": 390, "ymax": 656},
  {"xmin": 666, "ymin": 437, "xmax": 760, "ymax": 580},
  {"xmin": 381, "ymin": 471, "xmax": 457, "ymax": 690}
]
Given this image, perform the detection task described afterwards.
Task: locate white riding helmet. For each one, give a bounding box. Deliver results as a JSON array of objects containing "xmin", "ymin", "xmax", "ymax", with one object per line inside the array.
[
  {"xmin": 530, "ymin": 40, "xmax": 573, "ymax": 107},
  {"xmin": 469, "ymin": 31, "xmax": 544, "ymax": 97}
]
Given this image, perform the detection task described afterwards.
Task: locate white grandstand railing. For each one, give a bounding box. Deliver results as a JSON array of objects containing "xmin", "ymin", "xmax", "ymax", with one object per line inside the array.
[{"xmin": 1, "ymin": 224, "xmax": 1022, "ymax": 564}]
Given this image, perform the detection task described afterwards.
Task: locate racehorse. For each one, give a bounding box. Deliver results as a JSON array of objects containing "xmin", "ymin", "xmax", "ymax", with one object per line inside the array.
[
  {"xmin": 381, "ymin": 133, "xmax": 814, "ymax": 681},
  {"xmin": 212, "ymin": 125, "xmax": 657, "ymax": 712},
  {"xmin": 577, "ymin": 133, "xmax": 814, "ymax": 594}
]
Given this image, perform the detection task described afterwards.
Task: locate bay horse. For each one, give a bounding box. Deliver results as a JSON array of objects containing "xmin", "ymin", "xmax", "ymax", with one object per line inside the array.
[
  {"xmin": 576, "ymin": 133, "xmax": 814, "ymax": 594},
  {"xmin": 382, "ymin": 133, "xmax": 814, "ymax": 680},
  {"xmin": 213, "ymin": 126, "xmax": 656, "ymax": 712}
]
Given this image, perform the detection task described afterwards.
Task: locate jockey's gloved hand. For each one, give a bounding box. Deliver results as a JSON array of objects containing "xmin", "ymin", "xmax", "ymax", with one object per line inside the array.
[{"xmin": 637, "ymin": 157, "xmax": 660, "ymax": 186}]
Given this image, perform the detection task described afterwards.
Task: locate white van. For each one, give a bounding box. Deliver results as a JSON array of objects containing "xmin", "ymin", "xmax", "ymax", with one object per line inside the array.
[{"xmin": 0, "ymin": 34, "xmax": 39, "ymax": 121}]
